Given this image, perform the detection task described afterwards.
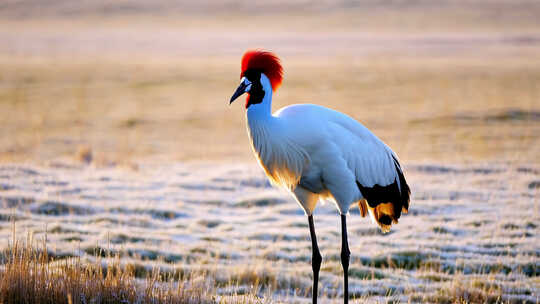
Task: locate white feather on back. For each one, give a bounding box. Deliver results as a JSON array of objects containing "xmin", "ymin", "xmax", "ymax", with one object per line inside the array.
[
  {"xmin": 274, "ymin": 104, "xmax": 401, "ymax": 207},
  {"xmin": 244, "ymin": 73, "xmax": 403, "ymax": 215},
  {"xmin": 328, "ymin": 117, "xmax": 399, "ymax": 189}
]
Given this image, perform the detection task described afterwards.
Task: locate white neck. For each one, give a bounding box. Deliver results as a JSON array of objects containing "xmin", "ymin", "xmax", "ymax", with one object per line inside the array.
[{"xmin": 244, "ymin": 74, "xmax": 308, "ymax": 190}]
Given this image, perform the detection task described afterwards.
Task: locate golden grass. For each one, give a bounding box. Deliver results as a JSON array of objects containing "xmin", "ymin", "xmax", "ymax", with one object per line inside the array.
[
  {"xmin": 0, "ymin": 233, "xmax": 273, "ymax": 304},
  {"xmin": 0, "ymin": 1, "xmax": 539, "ymax": 165},
  {"xmin": 1, "ymin": 241, "xmax": 198, "ymax": 303},
  {"xmin": 0, "ymin": 0, "xmax": 539, "ymax": 165},
  {"xmin": 0, "ymin": 55, "xmax": 538, "ymax": 165},
  {"xmin": 1, "ymin": 217, "xmax": 535, "ymax": 304},
  {"xmin": 421, "ymin": 275, "xmax": 505, "ymax": 304},
  {"xmin": 1, "ymin": 236, "xmax": 524, "ymax": 304}
]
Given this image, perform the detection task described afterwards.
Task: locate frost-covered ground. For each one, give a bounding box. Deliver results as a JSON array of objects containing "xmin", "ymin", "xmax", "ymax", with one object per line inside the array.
[{"xmin": 0, "ymin": 161, "xmax": 537, "ymax": 303}]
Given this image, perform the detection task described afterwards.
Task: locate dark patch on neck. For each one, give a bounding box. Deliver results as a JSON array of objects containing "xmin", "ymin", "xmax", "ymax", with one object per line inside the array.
[{"xmin": 243, "ymin": 69, "xmax": 265, "ymax": 109}]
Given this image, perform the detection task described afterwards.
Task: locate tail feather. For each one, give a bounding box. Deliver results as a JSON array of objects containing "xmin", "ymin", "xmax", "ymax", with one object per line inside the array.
[
  {"xmin": 357, "ymin": 156, "xmax": 410, "ymax": 233},
  {"xmin": 368, "ymin": 202, "xmax": 396, "ymax": 233}
]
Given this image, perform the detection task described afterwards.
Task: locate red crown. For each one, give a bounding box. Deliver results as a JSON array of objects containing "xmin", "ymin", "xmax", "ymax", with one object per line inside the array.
[{"xmin": 241, "ymin": 50, "xmax": 283, "ymax": 92}]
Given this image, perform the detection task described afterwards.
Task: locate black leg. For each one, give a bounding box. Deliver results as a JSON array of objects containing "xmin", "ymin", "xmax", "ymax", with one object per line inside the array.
[
  {"xmin": 308, "ymin": 215, "xmax": 322, "ymax": 304},
  {"xmin": 340, "ymin": 214, "xmax": 350, "ymax": 304}
]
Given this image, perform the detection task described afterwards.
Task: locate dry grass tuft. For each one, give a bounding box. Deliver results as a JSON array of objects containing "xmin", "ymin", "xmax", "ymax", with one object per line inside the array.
[
  {"xmin": 426, "ymin": 276, "xmax": 505, "ymax": 304},
  {"xmin": 0, "ymin": 236, "xmax": 256, "ymax": 304}
]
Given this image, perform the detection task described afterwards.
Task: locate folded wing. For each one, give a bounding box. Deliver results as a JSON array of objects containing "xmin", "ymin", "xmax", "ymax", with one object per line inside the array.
[{"xmin": 330, "ymin": 114, "xmax": 411, "ymax": 232}]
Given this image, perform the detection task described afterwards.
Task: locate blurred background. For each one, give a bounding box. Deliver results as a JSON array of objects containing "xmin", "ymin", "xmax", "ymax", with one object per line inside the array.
[{"xmin": 0, "ymin": 0, "xmax": 539, "ymax": 165}]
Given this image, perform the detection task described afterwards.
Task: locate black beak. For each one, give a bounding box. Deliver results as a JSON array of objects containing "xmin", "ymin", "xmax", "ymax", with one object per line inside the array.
[{"xmin": 229, "ymin": 82, "xmax": 247, "ymax": 104}]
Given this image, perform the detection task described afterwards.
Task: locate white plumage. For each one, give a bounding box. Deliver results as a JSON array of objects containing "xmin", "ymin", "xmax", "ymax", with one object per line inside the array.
[
  {"xmin": 230, "ymin": 50, "xmax": 410, "ymax": 304},
  {"xmin": 242, "ymin": 73, "xmax": 409, "ymax": 227}
]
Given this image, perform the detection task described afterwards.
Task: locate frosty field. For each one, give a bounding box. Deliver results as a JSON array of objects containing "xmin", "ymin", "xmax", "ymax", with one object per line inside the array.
[{"xmin": 0, "ymin": 160, "xmax": 538, "ymax": 302}]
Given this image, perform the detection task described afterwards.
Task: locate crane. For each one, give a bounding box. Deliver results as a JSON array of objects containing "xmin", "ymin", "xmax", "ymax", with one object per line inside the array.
[{"xmin": 229, "ymin": 50, "xmax": 411, "ymax": 304}]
